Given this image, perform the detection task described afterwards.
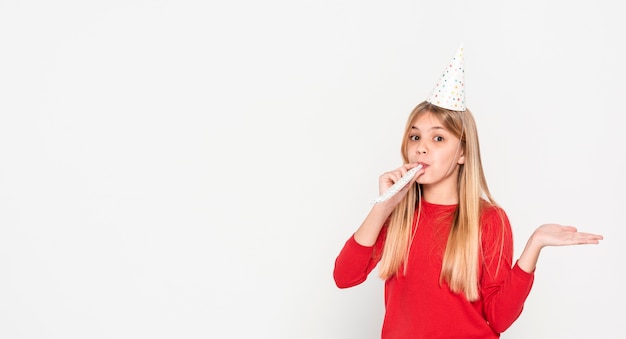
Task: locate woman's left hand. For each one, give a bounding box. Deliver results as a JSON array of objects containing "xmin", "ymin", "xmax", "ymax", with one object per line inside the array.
[
  {"xmin": 517, "ymin": 224, "xmax": 603, "ymax": 273},
  {"xmin": 530, "ymin": 224, "xmax": 603, "ymax": 248}
]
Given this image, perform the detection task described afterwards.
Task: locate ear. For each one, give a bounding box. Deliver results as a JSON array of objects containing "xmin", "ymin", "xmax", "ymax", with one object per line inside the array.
[{"xmin": 457, "ymin": 151, "xmax": 465, "ymax": 165}]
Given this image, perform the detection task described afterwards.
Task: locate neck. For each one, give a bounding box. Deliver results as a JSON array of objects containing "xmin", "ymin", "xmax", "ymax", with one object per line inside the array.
[{"xmin": 422, "ymin": 184, "xmax": 458, "ymax": 205}]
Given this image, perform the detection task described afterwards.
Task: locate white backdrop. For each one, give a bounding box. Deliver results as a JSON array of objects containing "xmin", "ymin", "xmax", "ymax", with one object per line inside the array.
[{"xmin": 1, "ymin": 1, "xmax": 624, "ymax": 338}]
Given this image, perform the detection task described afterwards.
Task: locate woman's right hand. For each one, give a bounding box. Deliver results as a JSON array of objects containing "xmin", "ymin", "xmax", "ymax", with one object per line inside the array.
[
  {"xmin": 377, "ymin": 163, "xmax": 424, "ymax": 207},
  {"xmin": 354, "ymin": 163, "xmax": 425, "ymax": 246}
]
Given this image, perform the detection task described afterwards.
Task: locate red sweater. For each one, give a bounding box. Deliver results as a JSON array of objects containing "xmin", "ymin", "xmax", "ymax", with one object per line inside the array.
[{"xmin": 334, "ymin": 200, "xmax": 534, "ymax": 338}]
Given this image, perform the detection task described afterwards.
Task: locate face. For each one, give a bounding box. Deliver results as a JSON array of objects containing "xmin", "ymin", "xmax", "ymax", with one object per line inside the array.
[{"xmin": 407, "ymin": 111, "xmax": 464, "ymax": 190}]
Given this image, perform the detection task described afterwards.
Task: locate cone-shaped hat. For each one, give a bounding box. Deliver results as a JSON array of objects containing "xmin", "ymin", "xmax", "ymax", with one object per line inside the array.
[{"xmin": 426, "ymin": 44, "xmax": 465, "ymax": 111}]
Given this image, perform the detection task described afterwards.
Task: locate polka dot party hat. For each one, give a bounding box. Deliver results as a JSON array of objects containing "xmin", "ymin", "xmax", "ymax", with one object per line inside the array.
[{"xmin": 426, "ymin": 44, "xmax": 466, "ymax": 111}]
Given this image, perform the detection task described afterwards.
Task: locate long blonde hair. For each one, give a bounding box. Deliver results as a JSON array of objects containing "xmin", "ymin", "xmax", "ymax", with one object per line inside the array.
[{"xmin": 378, "ymin": 101, "xmax": 502, "ymax": 301}]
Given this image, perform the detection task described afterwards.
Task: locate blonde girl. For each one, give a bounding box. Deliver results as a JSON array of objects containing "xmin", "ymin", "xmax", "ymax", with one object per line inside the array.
[{"xmin": 333, "ymin": 100, "xmax": 603, "ymax": 338}]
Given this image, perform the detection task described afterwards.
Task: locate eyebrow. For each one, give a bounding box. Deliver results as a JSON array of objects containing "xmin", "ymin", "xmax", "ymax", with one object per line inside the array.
[{"xmin": 411, "ymin": 126, "xmax": 445, "ymax": 131}]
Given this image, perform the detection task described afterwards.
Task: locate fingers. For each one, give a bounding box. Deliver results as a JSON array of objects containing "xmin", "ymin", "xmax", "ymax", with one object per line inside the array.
[
  {"xmin": 376, "ymin": 164, "xmax": 425, "ymax": 203},
  {"xmin": 381, "ymin": 164, "xmax": 420, "ymax": 185},
  {"xmin": 389, "ymin": 169, "xmax": 405, "ymax": 183},
  {"xmin": 555, "ymin": 225, "xmax": 603, "ymax": 244},
  {"xmin": 573, "ymin": 232, "xmax": 604, "ymax": 244}
]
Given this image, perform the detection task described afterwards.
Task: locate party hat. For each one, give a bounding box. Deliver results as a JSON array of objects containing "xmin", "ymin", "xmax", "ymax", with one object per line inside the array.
[{"xmin": 426, "ymin": 44, "xmax": 465, "ymax": 111}]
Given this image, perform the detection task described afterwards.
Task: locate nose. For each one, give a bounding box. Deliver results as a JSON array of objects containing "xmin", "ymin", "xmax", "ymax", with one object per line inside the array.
[{"xmin": 416, "ymin": 146, "xmax": 426, "ymax": 154}]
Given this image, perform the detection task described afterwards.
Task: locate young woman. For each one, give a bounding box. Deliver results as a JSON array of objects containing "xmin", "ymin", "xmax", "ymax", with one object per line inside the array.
[{"xmin": 333, "ymin": 48, "xmax": 603, "ymax": 338}]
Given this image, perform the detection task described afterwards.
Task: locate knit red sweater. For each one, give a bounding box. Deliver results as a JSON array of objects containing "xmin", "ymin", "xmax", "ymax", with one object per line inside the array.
[{"xmin": 334, "ymin": 200, "xmax": 534, "ymax": 338}]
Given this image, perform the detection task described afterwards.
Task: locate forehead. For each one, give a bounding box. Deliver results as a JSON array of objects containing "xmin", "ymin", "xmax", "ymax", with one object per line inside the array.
[{"xmin": 411, "ymin": 111, "xmax": 446, "ymax": 130}]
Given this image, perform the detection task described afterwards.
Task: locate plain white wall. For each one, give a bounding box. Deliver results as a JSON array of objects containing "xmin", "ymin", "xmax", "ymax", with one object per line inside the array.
[{"xmin": 1, "ymin": 1, "xmax": 624, "ymax": 338}]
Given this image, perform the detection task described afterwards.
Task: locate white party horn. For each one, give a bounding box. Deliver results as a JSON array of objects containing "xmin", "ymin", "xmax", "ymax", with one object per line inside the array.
[{"xmin": 372, "ymin": 164, "xmax": 423, "ymax": 204}]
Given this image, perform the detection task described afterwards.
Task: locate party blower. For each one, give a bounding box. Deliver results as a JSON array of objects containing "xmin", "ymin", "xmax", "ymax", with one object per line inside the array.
[{"xmin": 372, "ymin": 164, "xmax": 423, "ymax": 204}]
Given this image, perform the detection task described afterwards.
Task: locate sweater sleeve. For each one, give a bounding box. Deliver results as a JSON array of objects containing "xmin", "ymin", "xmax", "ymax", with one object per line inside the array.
[
  {"xmin": 479, "ymin": 206, "xmax": 535, "ymax": 333},
  {"xmin": 333, "ymin": 228, "xmax": 386, "ymax": 289}
]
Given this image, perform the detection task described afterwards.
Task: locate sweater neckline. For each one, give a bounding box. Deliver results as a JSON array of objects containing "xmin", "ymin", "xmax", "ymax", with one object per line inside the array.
[{"xmin": 421, "ymin": 199, "xmax": 458, "ymax": 208}]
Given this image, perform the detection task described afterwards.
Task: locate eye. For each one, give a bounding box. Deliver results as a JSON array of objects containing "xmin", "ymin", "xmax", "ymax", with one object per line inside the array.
[
  {"xmin": 434, "ymin": 136, "xmax": 444, "ymax": 142},
  {"xmin": 410, "ymin": 135, "xmax": 420, "ymax": 141}
]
